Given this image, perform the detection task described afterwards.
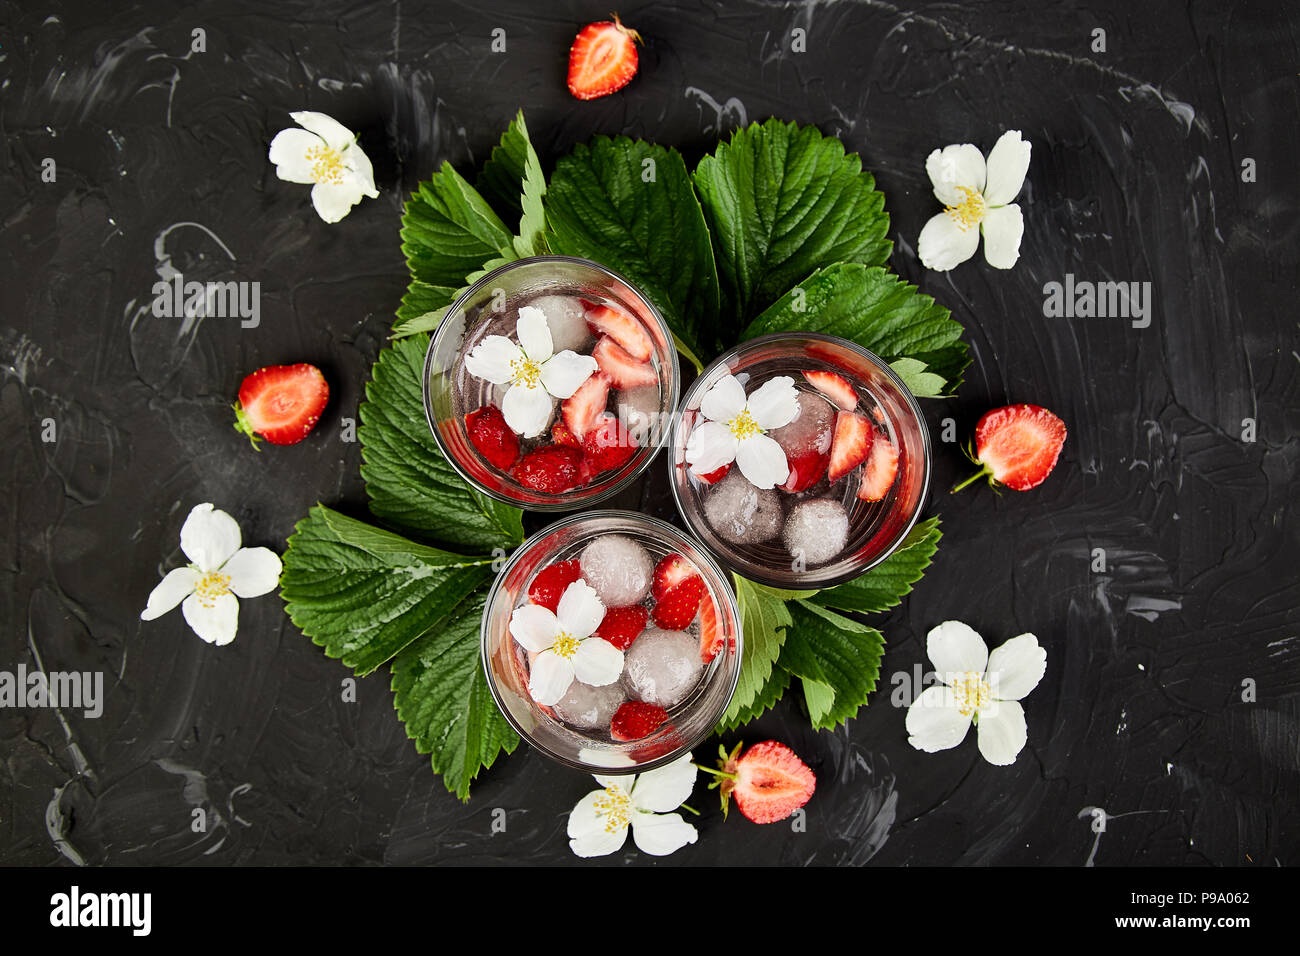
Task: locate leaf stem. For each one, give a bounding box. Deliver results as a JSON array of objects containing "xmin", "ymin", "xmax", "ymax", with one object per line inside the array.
[
  {"xmin": 950, "ymin": 464, "xmax": 991, "ymax": 494},
  {"xmin": 693, "ymin": 763, "xmax": 736, "ymax": 780}
]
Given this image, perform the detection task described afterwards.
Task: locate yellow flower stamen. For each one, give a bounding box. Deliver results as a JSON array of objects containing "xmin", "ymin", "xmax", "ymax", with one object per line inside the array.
[
  {"xmin": 727, "ymin": 408, "xmax": 761, "ymax": 440},
  {"xmin": 305, "ymin": 144, "xmax": 346, "ymax": 185},
  {"xmin": 944, "ymin": 185, "xmax": 987, "ymax": 231},
  {"xmin": 592, "ymin": 785, "xmax": 633, "ymax": 833},
  {"xmin": 510, "ymin": 356, "xmax": 543, "ymax": 389},
  {"xmin": 950, "ymin": 671, "xmax": 992, "ymax": 716},
  {"xmin": 551, "ymin": 631, "xmax": 580, "ymax": 660},
  {"xmin": 192, "ymin": 571, "xmax": 231, "ymax": 609}
]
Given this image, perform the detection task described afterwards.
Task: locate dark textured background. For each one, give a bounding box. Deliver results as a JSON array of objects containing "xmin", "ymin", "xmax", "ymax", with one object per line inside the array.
[{"xmin": 1, "ymin": 0, "xmax": 1297, "ymax": 866}]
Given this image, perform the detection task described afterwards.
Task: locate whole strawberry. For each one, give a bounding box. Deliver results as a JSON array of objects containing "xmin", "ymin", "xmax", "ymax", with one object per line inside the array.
[{"xmin": 703, "ymin": 740, "xmax": 816, "ymax": 823}]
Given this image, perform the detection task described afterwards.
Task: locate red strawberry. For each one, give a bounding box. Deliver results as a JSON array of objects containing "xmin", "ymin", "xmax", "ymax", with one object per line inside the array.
[
  {"xmin": 593, "ymin": 335, "xmax": 657, "ymax": 389},
  {"xmin": 551, "ymin": 419, "xmax": 581, "ymax": 448},
  {"xmin": 567, "ymin": 17, "xmax": 641, "ymax": 101},
  {"xmin": 465, "ymin": 405, "xmax": 520, "ymax": 469},
  {"xmin": 779, "ymin": 448, "xmax": 830, "ymax": 493},
  {"xmin": 652, "ymin": 553, "xmax": 700, "ymax": 601},
  {"xmin": 711, "ymin": 740, "xmax": 816, "ymax": 823},
  {"xmin": 596, "ymin": 605, "xmax": 648, "ymax": 650},
  {"xmin": 560, "ymin": 370, "xmax": 610, "ymax": 441},
  {"xmin": 827, "ymin": 411, "xmax": 872, "ymax": 483},
  {"xmin": 582, "ymin": 413, "xmax": 637, "ymax": 473},
  {"xmin": 528, "ymin": 559, "xmax": 583, "ymax": 612},
  {"xmin": 653, "ymin": 576, "xmax": 706, "ymax": 630},
  {"xmin": 954, "ymin": 404, "xmax": 1068, "ymax": 492},
  {"xmin": 802, "ymin": 370, "xmax": 858, "ymax": 411},
  {"xmin": 857, "ymin": 433, "xmax": 899, "ymax": 501},
  {"xmin": 610, "ymin": 701, "xmax": 668, "ymax": 741},
  {"xmin": 698, "ymin": 596, "xmax": 723, "ymax": 663},
  {"xmin": 583, "ymin": 301, "xmax": 652, "ymax": 360},
  {"xmin": 513, "ymin": 446, "xmax": 584, "ymax": 493},
  {"xmin": 233, "ymin": 363, "xmax": 329, "ymax": 447},
  {"xmin": 694, "ymin": 462, "xmax": 732, "ymax": 485}
]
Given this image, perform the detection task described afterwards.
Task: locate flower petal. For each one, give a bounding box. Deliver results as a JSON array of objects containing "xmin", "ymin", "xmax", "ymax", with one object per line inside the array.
[
  {"xmin": 684, "ymin": 420, "xmax": 739, "ymax": 476},
  {"xmin": 310, "ymin": 180, "xmax": 366, "ymax": 223},
  {"xmin": 982, "ymin": 130, "xmax": 1031, "ymax": 206},
  {"xmin": 905, "ymin": 684, "xmax": 972, "ymax": 752},
  {"xmin": 289, "ymin": 111, "xmax": 356, "ymax": 151},
  {"xmin": 986, "ymin": 632, "xmax": 1046, "ymax": 701},
  {"xmin": 528, "ymin": 651, "xmax": 574, "ymax": 705},
  {"xmin": 508, "ymin": 604, "xmax": 558, "ymax": 652},
  {"xmin": 140, "ymin": 567, "xmax": 199, "ymax": 621},
  {"xmin": 557, "ymin": 579, "xmax": 606, "ymax": 639},
  {"xmin": 180, "ymin": 503, "xmax": 242, "ymax": 572},
  {"xmin": 220, "ymin": 547, "xmax": 282, "ymax": 598},
  {"xmin": 501, "ymin": 381, "xmax": 553, "ymax": 439},
  {"xmin": 735, "ymin": 433, "xmax": 790, "ymax": 490},
  {"xmin": 572, "ymin": 638, "xmax": 624, "ymax": 686},
  {"xmin": 699, "ymin": 374, "xmax": 747, "ymax": 424},
  {"xmin": 464, "ymin": 335, "xmax": 525, "ymax": 385},
  {"xmin": 926, "ymin": 620, "xmax": 989, "ymax": 682},
  {"xmin": 976, "ymin": 699, "xmax": 1027, "ymax": 765},
  {"xmin": 539, "ymin": 351, "xmax": 599, "ymax": 400},
  {"xmin": 630, "ymin": 754, "xmax": 697, "ymax": 812},
  {"xmin": 746, "ymin": 375, "xmax": 800, "ymax": 430},
  {"xmin": 181, "ymin": 591, "xmax": 239, "ymax": 646},
  {"xmin": 630, "ymin": 812, "xmax": 698, "ymax": 857},
  {"xmin": 925, "ymin": 143, "xmax": 986, "ymax": 205},
  {"xmin": 268, "ymin": 128, "xmax": 324, "ymax": 184},
  {"xmin": 567, "ymin": 790, "xmax": 630, "ymax": 857},
  {"xmin": 918, "ymin": 211, "xmax": 980, "ymax": 272},
  {"xmin": 515, "ymin": 305, "xmax": 553, "ymax": 363},
  {"xmin": 981, "ymin": 203, "xmax": 1024, "ymax": 270},
  {"xmin": 344, "ymin": 142, "xmax": 379, "ymax": 198}
]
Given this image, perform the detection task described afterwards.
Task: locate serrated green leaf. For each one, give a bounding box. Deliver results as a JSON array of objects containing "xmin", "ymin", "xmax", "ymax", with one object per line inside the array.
[
  {"xmin": 801, "ymin": 677, "xmax": 837, "ymax": 725},
  {"xmin": 359, "ymin": 334, "xmax": 524, "ymax": 549},
  {"xmin": 813, "ymin": 516, "xmax": 941, "ymax": 615},
  {"xmin": 694, "ymin": 118, "xmax": 892, "ymax": 327},
  {"xmin": 546, "ymin": 135, "xmax": 720, "ymax": 359},
  {"xmin": 780, "ymin": 600, "xmax": 885, "ymax": 729},
  {"xmin": 280, "ymin": 506, "xmax": 495, "ymax": 676},
  {"xmin": 477, "ymin": 110, "xmax": 535, "ymax": 221},
  {"xmin": 719, "ymin": 575, "xmax": 796, "ymax": 726},
  {"xmin": 716, "ymin": 664, "xmax": 791, "ymax": 734},
  {"xmin": 392, "ymin": 591, "xmax": 520, "ymax": 802},
  {"xmin": 889, "ymin": 357, "xmax": 948, "ymax": 399},
  {"xmin": 400, "ymin": 162, "xmax": 515, "ymax": 290},
  {"xmin": 396, "ymin": 280, "xmax": 459, "ymax": 326},
  {"xmin": 741, "ymin": 263, "xmax": 969, "ymax": 392}
]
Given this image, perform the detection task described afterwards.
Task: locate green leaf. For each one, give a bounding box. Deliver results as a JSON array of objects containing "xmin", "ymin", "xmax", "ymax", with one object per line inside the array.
[
  {"xmin": 716, "ymin": 664, "xmax": 791, "ymax": 734},
  {"xmin": 400, "ymin": 162, "xmax": 515, "ymax": 291},
  {"xmin": 889, "ymin": 358, "xmax": 948, "ymax": 399},
  {"xmin": 477, "ymin": 110, "xmax": 535, "ymax": 221},
  {"xmin": 719, "ymin": 576, "xmax": 809, "ymax": 726},
  {"xmin": 280, "ymin": 506, "xmax": 495, "ymax": 676},
  {"xmin": 392, "ymin": 591, "xmax": 520, "ymax": 802},
  {"xmin": 359, "ymin": 334, "xmax": 525, "ymax": 549},
  {"xmin": 694, "ymin": 118, "xmax": 892, "ymax": 326},
  {"xmin": 779, "ymin": 600, "xmax": 885, "ymax": 729},
  {"xmin": 741, "ymin": 263, "xmax": 969, "ymax": 392},
  {"xmin": 813, "ymin": 516, "xmax": 942, "ymax": 615},
  {"xmin": 546, "ymin": 135, "xmax": 721, "ymax": 359},
  {"xmin": 396, "ymin": 280, "xmax": 459, "ymax": 326}
]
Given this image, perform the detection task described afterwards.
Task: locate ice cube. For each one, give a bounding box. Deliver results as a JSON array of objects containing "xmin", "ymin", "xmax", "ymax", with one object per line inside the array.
[
  {"xmin": 554, "ymin": 680, "xmax": 626, "ymax": 730},
  {"xmin": 622, "ymin": 628, "xmax": 704, "ymax": 708},
  {"xmin": 580, "ymin": 534, "xmax": 653, "ymax": 606},
  {"xmin": 703, "ymin": 469, "xmax": 783, "ymax": 544},
  {"xmin": 530, "ymin": 294, "xmax": 594, "ymax": 355},
  {"xmin": 783, "ymin": 498, "xmax": 849, "ymax": 565},
  {"xmin": 617, "ymin": 385, "xmax": 662, "ymax": 446},
  {"xmin": 769, "ymin": 391, "xmax": 834, "ymax": 460}
]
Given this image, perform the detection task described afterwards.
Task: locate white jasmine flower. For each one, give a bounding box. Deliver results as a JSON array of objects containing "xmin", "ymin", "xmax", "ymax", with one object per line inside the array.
[
  {"xmin": 684, "ymin": 374, "xmax": 798, "ymax": 489},
  {"xmin": 905, "ymin": 620, "xmax": 1046, "ymax": 765},
  {"xmin": 140, "ymin": 503, "xmax": 283, "ymax": 646},
  {"xmin": 464, "ymin": 305, "xmax": 599, "ymax": 438},
  {"xmin": 268, "ymin": 111, "xmax": 379, "ymax": 223},
  {"xmin": 917, "ymin": 130, "xmax": 1031, "ymax": 271},
  {"xmin": 509, "ymin": 579, "xmax": 622, "ymax": 705},
  {"xmin": 568, "ymin": 754, "xmax": 699, "ymax": 858}
]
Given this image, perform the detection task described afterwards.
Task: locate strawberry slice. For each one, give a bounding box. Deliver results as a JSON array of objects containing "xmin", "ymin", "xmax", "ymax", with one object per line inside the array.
[
  {"xmin": 694, "ymin": 462, "xmax": 732, "ymax": 485},
  {"xmin": 513, "ymin": 446, "xmax": 584, "ymax": 493},
  {"xmin": 528, "ymin": 560, "xmax": 583, "ymax": 612},
  {"xmin": 651, "ymin": 553, "xmax": 700, "ymax": 601},
  {"xmin": 713, "ymin": 740, "xmax": 816, "ymax": 824},
  {"xmin": 582, "ymin": 413, "xmax": 637, "ymax": 473},
  {"xmin": 560, "ymin": 370, "xmax": 610, "ymax": 441},
  {"xmin": 593, "ymin": 335, "xmax": 657, "ymax": 388},
  {"xmin": 233, "ymin": 363, "xmax": 329, "ymax": 447},
  {"xmin": 955, "ymin": 404, "xmax": 1068, "ymax": 492},
  {"xmin": 652, "ymin": 576, "xmax": 706, "ymax": 630},
  {"xmin": 779, "ymin": 448, "xmax": 830, "ymax": 493},
  {"xmin": 857, "ymin": 433, "xmax": 899, "ymax": 501},
  {"xmin": 465, "ymin": 405, "xmax": 520, "ymax": 469},
  {"xmin": 596, "ymin": 605, "xmax": 649, "ymax": 650},
  {"xmin": 698, "ymin": 596, "xmax": 723, "ymax": 663},
  {"xmin": 582, "ymin": 301, "xmax": 652, "ymax": 360},
  {"xmin": 827, "ymin": 411, "xmax": 872, "ymax": 483},
  {"xmin": 802, "ymin": 370, "xmax": 858, "ymax": 411},
  {"xmin": 567, "ymin": 17, "xmax": 641, "ymax": 101},
  {"xmin": 611, "ymin": 701, "xmax": 668, "ymax": 741}
]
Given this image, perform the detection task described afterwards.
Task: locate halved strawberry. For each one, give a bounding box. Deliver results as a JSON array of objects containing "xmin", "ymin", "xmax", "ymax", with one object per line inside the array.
[
  {"xmin": 560, "ymin": 370, "xmax": 610, "ymax": 441},
  {"xmin": 652, "ymin": 576, "xmax": 705, "ymax": 630},
  {"xmin": 513, "ymin": 446, "xmax": 584, "ymax": 493},
  {"xmin": 466, "ymin": 405, "xmax": 520, "ymax": 470},
  {"xmin": 610, "ymin": 701, "xmax": 668, "ymax": 741},
  {"xmin": 593, "ymin": 335, "xmax": 657, "ymax": 389},
  {"xmin": 528, "ymin": 559, "xmax": 583, "ymax": 612},
  {"xmin": 954, "ymin": 404, "xmax": 1067, "ymax": 492},
  {"xmin": 802, "ymin": 370, "xmax": 858, "ymax": 411},
  {"xmin": 233, "ymin": 363, "xmax": 329, "ymax": 447},
  {"xmin": 779, "ymin": 448, "xmax": 830, "ymax": 493},
  {"xmin": 827, "ymin": 411, "xmax": 872, "ymax": 483},
  {"xmin": 693, "ymin": 462, "xmax": 732, "ymax": 485},
  {"xmin": 567, "ymin": 17, "xmax": 641, "ymax": 101},
  {"xmin": 596, "ymin": 605, "xmax": 648, "ymax": 650},
  {"xmin": 857, "ymin": 433, "xmax": 898, "ymax": 501},
  {"xmin": 652, "ymin": 553, "xmax": 700, "ymax": 601},
  {"xmin": 583, "ymin": 301, "xmax": 652, "ymax": 360},
  {"xmin": 551, "ymin": 419, "xmax": 581, "ymax": 448},
  {"xmin": 709, "ymin": 740, "xmax": 816, "ymax": 823},
  {"xmin": 582, "ymin": 413, "xmax": 637, "ymax": 473},
  {"xmin": 698, "ymin": 596, "xmax": 723, "ymax": 663}
]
